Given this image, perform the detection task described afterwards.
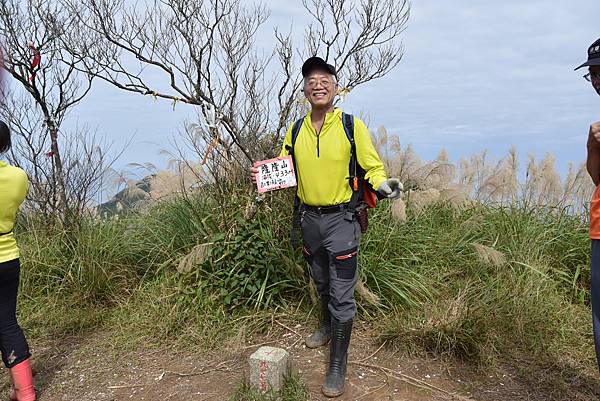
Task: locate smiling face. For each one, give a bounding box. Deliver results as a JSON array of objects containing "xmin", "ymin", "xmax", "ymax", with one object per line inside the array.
[
  {"xmin": 591, "ymin": 66, "xmax": 600, "ymax": 96},
  {"xmin": 303, "ymin": 70, "xmax": 337, "ymax": 110}
]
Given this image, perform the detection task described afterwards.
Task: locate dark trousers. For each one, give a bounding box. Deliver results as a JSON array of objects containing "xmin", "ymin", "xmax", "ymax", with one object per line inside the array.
[
  {"xmin": 301, "ymin": 209, "xmax": 362, "ymax": 323},
  {"xmin": 0, "ymin": 259, "xmax": 30, "ymax": 368}
]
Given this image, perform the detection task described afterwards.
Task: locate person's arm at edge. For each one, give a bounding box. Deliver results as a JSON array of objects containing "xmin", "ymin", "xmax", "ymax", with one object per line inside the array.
[{"xmin": 587, "ymin": 122, "xmax": 600, "ymax": 186}]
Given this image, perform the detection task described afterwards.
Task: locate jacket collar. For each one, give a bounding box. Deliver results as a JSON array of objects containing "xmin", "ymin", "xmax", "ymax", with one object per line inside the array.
[{"xmin": 305, "ymin": 108, "xmax": 342, "ymax": 135}]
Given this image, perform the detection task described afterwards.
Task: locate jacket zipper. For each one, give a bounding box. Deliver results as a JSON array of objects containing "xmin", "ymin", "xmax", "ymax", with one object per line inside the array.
[
  {"xmin": 317, "ymin": 135, "xmax": 320, "ymax": 158},
  {"xmin": 316, "ymin": 120, "xmax": 325, "ymax": 158}
]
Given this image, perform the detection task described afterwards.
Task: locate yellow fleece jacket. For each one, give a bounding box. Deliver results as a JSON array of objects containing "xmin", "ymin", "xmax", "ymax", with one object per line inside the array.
[
  {"xmin": 279, "ymin": 109, "xmax": 387, "ymax": 206},
  {"xmin": 0, "ymin": 161, "xmax": 28, "ymax": 263}
]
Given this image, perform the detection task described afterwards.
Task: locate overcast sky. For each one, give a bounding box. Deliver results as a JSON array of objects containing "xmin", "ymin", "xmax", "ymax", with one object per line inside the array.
[{"xmin": 56, "ymin": 0, "xmax": 600, "ymax": 175}]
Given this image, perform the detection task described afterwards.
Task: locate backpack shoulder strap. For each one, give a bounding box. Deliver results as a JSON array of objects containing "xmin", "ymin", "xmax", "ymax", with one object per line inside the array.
[
  {"xmin": 291, "ymin": 117, "xmax": 304, "ymax": 148},
  {"xmin": 287, "ymin": 117, "xmax": 305, "ymax": 214},
  {"xmin": 342, "ymin": 112, "xmax": 359, "ymax": 190},
  {"xmin": 342, "ymin": 112, "xmax": 363, "ymax": 215},
  {"xmin": 285, "ymin": 116, "xmax": 305, "ymax": 156},
  {"xmin": 341, "ymin": 112, "xmax": 355, "ymax": 147}
]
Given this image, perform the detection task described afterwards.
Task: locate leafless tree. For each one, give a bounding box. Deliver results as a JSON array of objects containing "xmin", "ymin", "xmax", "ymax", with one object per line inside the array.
[
  {"xmin": 0, "ymin": 0, "xmax": 114, "ymax": 223},
  {"xmin": 62, "ymin": 0, "xmax": 410, "ymax": 176}
]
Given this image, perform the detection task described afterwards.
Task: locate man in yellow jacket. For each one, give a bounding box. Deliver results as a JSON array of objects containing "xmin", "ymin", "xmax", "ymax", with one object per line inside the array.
[{"xmin": 254, "ymin": 57, "xmax": 402, "ymax": 397}]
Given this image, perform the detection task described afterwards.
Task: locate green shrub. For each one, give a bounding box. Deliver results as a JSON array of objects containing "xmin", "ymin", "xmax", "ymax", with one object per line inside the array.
[{"xmin": 176, "ymin": 206, "xmax": 308, "ymax": 309}]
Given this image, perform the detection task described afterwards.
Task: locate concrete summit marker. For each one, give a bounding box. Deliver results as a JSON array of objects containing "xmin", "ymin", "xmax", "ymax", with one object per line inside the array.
[{"xmin": 249, "ymin": 346, "xmax": 290, "ymax": 392}]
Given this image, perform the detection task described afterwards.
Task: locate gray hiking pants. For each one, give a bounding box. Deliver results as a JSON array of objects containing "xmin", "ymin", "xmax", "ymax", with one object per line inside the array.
[{"xmin": 301, "ymin": 208, "xmax": 362, "ymax": 323}]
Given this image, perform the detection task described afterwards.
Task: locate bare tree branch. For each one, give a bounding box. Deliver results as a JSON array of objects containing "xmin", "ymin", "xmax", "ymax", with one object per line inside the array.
[
  {"xmin": 60, "ymin": 0, "xmax": 409, "ymax": 185},
  {"xmin": 0, "ymin": 0, "xmax": 115, "ymax": 224}
]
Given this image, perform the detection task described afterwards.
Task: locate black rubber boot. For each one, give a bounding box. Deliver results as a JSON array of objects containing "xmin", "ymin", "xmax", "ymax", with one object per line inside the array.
[
  {"xmin": 305, "ymin": 298, "xmax": 331, "ymax": 348},
  {"xmin": 322, "ymin": 318, "xmax": 353, "ymax": 398}
]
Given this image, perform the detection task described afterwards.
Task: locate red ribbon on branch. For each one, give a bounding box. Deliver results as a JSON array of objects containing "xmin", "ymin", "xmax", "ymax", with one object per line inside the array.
[{"xmin": 28, "ymin": 43, "xmax": 41, "ymax": 84}]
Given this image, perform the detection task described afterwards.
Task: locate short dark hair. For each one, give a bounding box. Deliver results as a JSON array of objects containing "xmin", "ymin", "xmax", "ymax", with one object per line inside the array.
[{"xmin": 0, "ymin": 121, "xmax": 10, "ymax": 154}]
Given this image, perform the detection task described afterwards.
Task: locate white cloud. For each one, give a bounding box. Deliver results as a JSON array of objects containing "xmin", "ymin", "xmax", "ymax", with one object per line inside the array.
[{"xmin": 340, "ymin": 0, "xmax": 599, "ymax": 169}]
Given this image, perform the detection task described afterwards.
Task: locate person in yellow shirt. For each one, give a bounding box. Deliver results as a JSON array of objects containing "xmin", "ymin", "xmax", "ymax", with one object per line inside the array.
[
  {"xmin": 252, "ymin": 57, "xmax": 402, "ymax": 397},
  {"xmin": 0, "ymin": 122, "xmax": 36, "ymax": 401}
]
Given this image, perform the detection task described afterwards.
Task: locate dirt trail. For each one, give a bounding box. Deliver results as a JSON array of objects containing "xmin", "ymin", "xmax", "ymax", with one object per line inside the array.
[{"xmin": 1, "ymin": 322, "xmax": 599, "ymax": 401}]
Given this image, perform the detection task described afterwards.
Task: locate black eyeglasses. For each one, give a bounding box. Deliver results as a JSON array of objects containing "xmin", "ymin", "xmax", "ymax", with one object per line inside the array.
[{"xmin": 584, "ymin": 72, "xmax": 600, "ymax": 82}]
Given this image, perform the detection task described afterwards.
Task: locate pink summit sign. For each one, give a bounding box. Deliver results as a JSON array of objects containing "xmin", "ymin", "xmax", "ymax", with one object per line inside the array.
[{"xmin": 254, "ymin": 155, "xmax": 297, "ymax": 193}]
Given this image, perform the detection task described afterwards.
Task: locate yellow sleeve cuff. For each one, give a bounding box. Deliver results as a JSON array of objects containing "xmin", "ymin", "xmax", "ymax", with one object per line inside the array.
[{"xmin": 370, "ymin": 176, "xmax": 387, "ymax": 191}]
